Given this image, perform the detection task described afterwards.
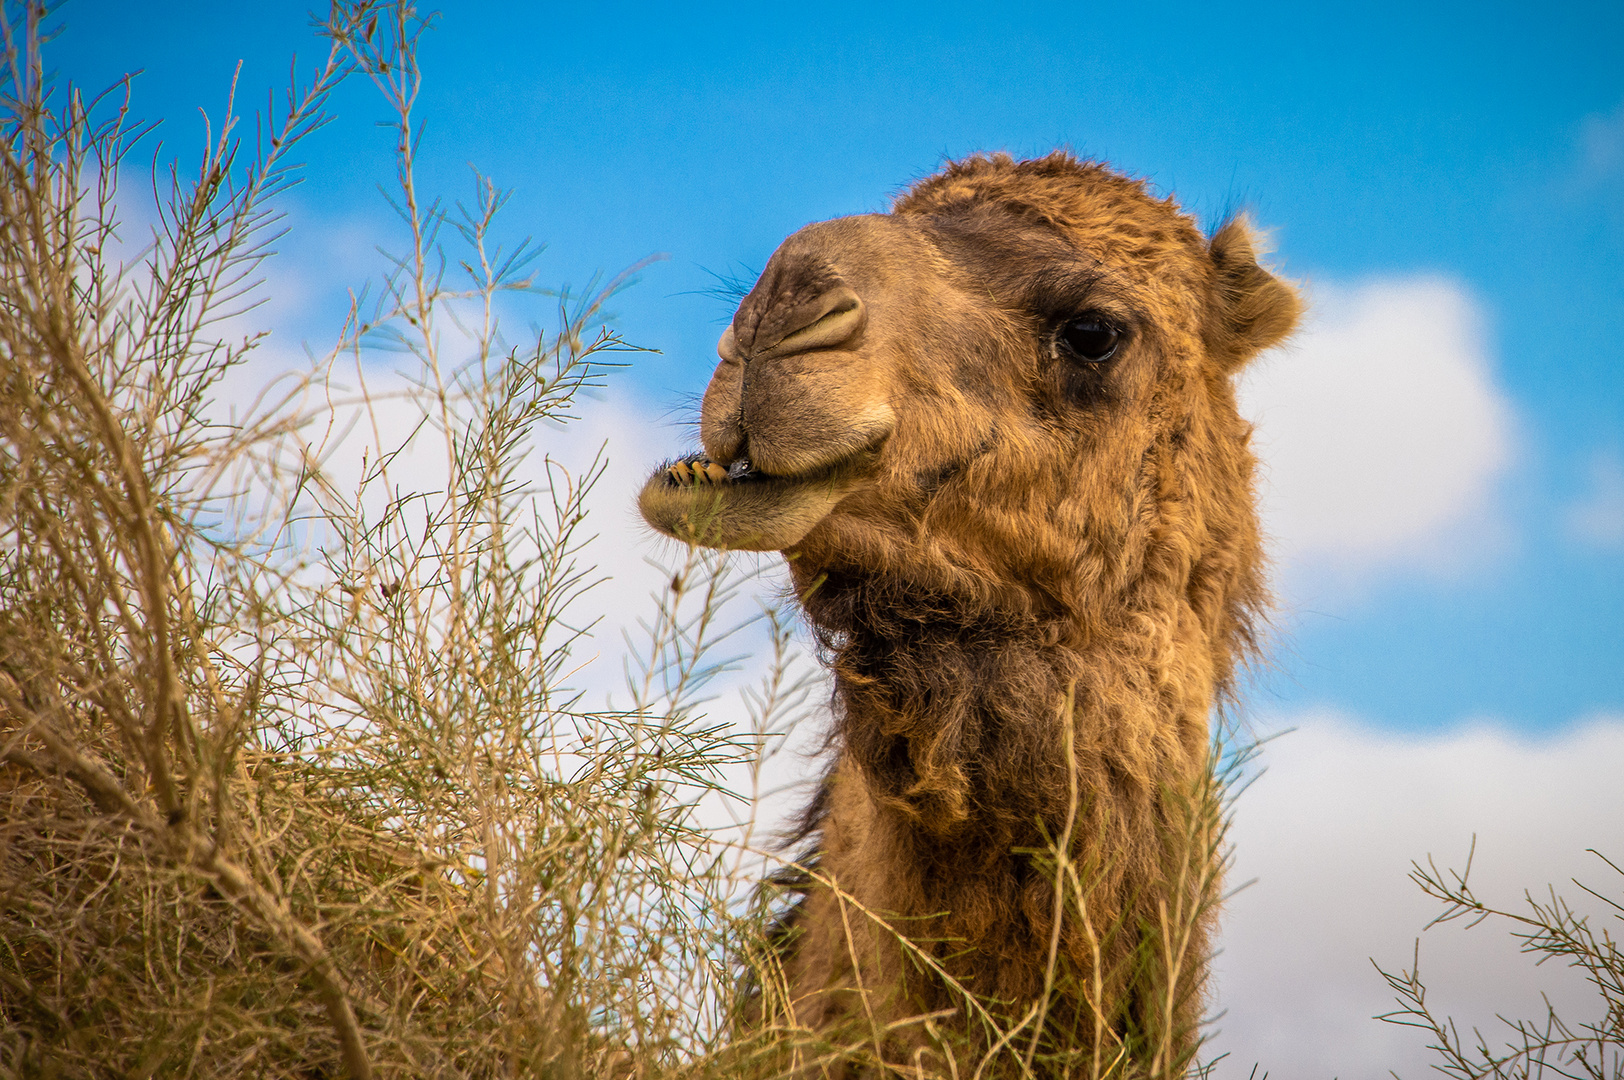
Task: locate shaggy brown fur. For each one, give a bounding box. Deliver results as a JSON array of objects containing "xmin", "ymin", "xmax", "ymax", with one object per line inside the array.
[{"xmin": 639, "ymin": 152, "xmax": 1301, "ymax": 1076}]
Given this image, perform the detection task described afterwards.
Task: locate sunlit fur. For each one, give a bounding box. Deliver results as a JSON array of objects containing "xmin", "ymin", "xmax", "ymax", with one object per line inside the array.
[{"xmin": 641, "ymin": 151, "xmax": 1302, "ymax": 1074}]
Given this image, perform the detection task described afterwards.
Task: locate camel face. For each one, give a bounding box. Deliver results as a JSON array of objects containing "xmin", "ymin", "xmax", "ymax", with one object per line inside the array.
[{"xmin": 639, "ymin": 154, "xmax": 1299, "ymax": 606}]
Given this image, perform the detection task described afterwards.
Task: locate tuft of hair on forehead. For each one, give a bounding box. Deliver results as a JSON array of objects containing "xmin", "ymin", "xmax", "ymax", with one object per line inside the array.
[{"xmin": 892, "ymin": 151, "xmax": 1182, "ymax": 229}]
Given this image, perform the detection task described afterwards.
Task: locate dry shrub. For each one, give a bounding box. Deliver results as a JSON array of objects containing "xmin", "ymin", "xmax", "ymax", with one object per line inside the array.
[
  {"xmin": 0, "ymin": 3, "xmax": 763, "ymax": 1076},
  {"xmin": 0, "ymin": 4, "xmax": 1247, "ymax": 1078},
  {"xmin": 1377, "ymin": 846, "xmax": 1624, "ymax": 1080}
]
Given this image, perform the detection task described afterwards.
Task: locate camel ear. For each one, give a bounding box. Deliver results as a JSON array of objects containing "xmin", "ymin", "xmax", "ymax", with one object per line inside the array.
[{"xmin": 1205, "ymin": 215, "xmax": 1303, "ymax": 373}]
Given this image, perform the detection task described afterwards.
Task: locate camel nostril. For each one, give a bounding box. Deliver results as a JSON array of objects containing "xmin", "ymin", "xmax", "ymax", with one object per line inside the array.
[{"xmin": 746, "ymin": 284, "xmax": 867, "ymax": 362}]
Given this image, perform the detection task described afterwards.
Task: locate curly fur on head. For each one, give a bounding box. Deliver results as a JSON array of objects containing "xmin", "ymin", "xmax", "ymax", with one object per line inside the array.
[{"xmin": 640, "ymin": 151, "xmax": 1301, "ymax": 1076}]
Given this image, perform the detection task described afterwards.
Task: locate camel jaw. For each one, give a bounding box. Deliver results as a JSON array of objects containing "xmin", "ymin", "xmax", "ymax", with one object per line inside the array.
[{"xmin": 637, "ymin": 452, "xmax": 873, "ymax": 551}]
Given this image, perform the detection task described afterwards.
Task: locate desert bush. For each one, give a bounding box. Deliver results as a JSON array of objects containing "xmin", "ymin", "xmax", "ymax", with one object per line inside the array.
[
  {"xmin": 0, "ymin": 3, "xmax": 784, "ymax": 1076},
  {"xmin": 1377, "ymin": 846, "xmax": 1623, "ymax": 1080}
]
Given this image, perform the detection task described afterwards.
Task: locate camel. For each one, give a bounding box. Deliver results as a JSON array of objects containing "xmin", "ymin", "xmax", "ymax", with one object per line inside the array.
[{"xmin": 639, "ymin": 152, "xmax": 1301, "ymax": 1077}]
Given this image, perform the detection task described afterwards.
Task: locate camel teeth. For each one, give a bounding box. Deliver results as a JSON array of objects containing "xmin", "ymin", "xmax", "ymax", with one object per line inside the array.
[{"xmin": 667, "ymin": 456, "xmax": 740, "ymax": 487}]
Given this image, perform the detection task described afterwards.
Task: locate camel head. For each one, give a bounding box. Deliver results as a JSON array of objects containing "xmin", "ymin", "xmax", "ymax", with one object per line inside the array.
[{"xmin": 639, "ymin": 153, "xmax": 1300, "ymax": 623}]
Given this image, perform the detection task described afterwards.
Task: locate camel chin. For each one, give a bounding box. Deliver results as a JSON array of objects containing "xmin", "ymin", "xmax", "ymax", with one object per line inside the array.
[{"xmin": 637, "ymin": 453, "xmax": 868, "ymax": 551}]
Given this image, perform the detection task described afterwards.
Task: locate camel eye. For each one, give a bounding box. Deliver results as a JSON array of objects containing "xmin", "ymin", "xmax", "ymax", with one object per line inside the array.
[{"xmin": 1060, "ymin": 316, "xmax": 1121, "ymax": 363}]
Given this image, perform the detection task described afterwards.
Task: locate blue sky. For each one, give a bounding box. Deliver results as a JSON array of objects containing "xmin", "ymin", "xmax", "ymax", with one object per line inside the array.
[{"xmin": 59, "ymin": 1, "xmax": 1622, "ymax": 737}]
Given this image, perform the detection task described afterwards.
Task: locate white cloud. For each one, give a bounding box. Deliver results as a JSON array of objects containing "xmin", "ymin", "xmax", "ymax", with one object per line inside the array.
[
  {"xmin": 1565, "ymin": 449, "xmax": 1624, "ymax": 550},
  {"xmin": 1239, "ymin": 277, "xmax": 1515, "ymax": 593},
  {"xmin": 1210, "ymin": 714, "xmax": 1624, "ymax": 1079}
]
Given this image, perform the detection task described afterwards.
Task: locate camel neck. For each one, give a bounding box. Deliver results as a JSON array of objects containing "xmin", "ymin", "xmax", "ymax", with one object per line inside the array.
[
  {"xmin": 797, "ymin": 565, "xmax": 1212, "ymax": 853},
  {"xmin": 801, "ymin": 570, "xmax": 1086, "ymax": 842}
]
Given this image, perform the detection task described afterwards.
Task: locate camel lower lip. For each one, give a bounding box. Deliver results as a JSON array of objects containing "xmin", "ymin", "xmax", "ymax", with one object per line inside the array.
[{"xmin": 638, "ymin": 449, "xmax": 873, "ymax": 551}]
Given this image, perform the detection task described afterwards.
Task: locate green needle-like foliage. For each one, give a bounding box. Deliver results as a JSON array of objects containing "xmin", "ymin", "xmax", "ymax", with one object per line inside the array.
[{"xmin": 1377, "ymin": 844, "xmax": 1623, "ymax": 1080}]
